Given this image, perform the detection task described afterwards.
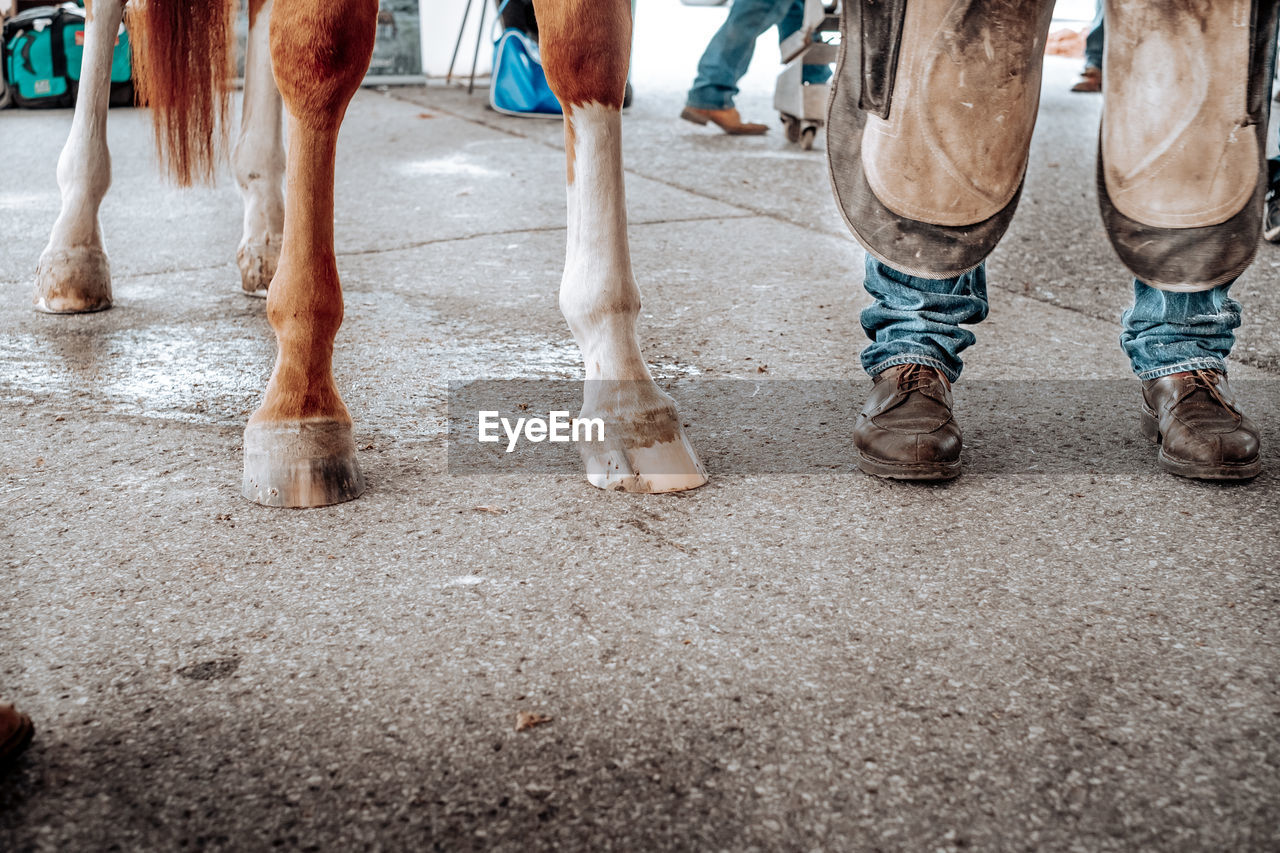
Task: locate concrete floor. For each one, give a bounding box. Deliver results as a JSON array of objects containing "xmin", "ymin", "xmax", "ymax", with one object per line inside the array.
[{"xmin": 2, "ymin": 54, "xmax": 1279, "ymax": 851}]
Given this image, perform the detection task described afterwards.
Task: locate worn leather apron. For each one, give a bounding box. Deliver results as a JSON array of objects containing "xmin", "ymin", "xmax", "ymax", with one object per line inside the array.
[{"xmin": 828, "ymin": 0, "xmax": 1279, "ymax": 289}]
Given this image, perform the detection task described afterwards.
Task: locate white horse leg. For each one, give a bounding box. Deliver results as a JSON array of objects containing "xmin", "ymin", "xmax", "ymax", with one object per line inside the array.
[
  {"xmin": 538, "ymin": 0, "xmax": 707, "ymax": 492},
  {"xmin": 34, "ymin": 0, "xmax": 123, "ymax": 313},
  {"xmin": 234, "ymin": 0, "xmax": 285, "ymax": 297}
]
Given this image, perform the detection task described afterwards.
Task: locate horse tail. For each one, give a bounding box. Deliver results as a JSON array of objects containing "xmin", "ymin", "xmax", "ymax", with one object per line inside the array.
[{"xmin": 127, "ymin": 0, "xmax": 237, "ymax": 186}]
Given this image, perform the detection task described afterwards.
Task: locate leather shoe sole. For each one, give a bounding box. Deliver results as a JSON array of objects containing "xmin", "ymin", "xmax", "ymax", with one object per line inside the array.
[
  {"xmin": 855, "ymin": 450, "xmax": 960, "ymax": 481},
  {"xmin": 679, "ymin": 106, "xmax": 768, "ymax": 136},
  {"xmin": 1140, "ymin": 404, "xmax": 1261, "ymax": 481}
]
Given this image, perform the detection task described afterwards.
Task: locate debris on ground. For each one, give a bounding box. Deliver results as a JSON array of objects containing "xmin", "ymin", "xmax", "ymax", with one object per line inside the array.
[{"xmin": 515, "ymin": 711, "xmax": 552, "ymax": 732}]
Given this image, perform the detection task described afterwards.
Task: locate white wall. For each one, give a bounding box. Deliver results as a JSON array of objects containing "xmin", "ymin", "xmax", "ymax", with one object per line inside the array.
[{"xmin": 422, "ymin": 0, "xmax": 493, "ymax": 78}]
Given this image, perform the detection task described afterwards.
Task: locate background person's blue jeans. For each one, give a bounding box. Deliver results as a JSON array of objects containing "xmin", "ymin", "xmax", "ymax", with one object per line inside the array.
[
  {"xmin": 1083, "ymin": 3, "xmax": 1104, "ymax": 71},
  {"xmin": 687, "ymin": 0, "xmax": 832, "ymax": 111},
  {"xmin": 860, "ymin": 257, "xmax": 1239, "ymax": 382}
]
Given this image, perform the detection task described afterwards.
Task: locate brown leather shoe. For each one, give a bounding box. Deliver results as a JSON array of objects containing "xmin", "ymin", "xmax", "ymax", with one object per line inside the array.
[
  {"xmin": 1140, "ymin": 370, "xmax": 1261, "ymax": 480},
  {"xmin": 0, "ymin": 702, "xmax": 34, "ymax": 770},
  {"xmin": 1070, "ymin": 66, "xmax": 1102, "ymax": 92},
  {"xmin": 853, "ymin": 363, "xmax": 961, "ymax": 480},
  {"xmin": 679, "ymin": 106, "xmax": 769, "ymax": 135}
]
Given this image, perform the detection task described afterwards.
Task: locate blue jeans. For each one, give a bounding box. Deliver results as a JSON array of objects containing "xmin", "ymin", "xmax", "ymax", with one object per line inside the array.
[
  {"xmin": 860, "ymin": 257, "xmax": 1239, "ymax": 382},
  {"xmin": 1083, "ymin": 3, "xmax": 1104, "ymax": 71},
  {"xmin": 1120, "ymin": 280, "xmax": 1240, "ymax": 380},
  {"xmin": 687, "ymin": 0, "xmax": 832, "ymax": 111}
]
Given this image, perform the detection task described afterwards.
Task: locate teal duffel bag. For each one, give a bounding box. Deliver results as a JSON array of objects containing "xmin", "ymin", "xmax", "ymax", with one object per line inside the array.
[{"xmin": 2, "ymin": 3, "xmax": 132, "ymax": 109}]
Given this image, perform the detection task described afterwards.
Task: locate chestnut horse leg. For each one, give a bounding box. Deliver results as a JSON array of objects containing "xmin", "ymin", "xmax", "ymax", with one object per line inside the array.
[
  {"xmin": 33, "ymin": 0, "xmax": 123, "ymax": 313},
  {"xmin": 535, "ymin": 0, "xmax": 708, "ymax": 492},
  {"xmin": 234, "ymin": 0, "xmax": 285, "ymax": 297},
  {"xmin": 241, "ymin": 0, "xmax": 377, "ymax": 507}
]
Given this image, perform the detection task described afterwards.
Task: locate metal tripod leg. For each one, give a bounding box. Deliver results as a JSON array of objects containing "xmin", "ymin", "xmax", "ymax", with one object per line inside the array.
[
  {"xmin": 468, "ymin": 0, "xmax": 490, "ymax": 95},
  {"xmin": 446, "ymin": 0, "xmax": 475, "ymax": 84}
]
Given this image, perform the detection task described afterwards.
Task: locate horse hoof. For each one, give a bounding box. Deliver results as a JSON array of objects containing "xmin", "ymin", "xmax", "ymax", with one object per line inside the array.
[
  {"xmin": 582, "ymin": 422, "xmax": 708, "ymax": 493},
  {"xmin": 237, "ymin": 241, "xmax": 279, "ymax": 298},
  {"xmin": 242, "ymin": 419, "xmax": 365, "ymax": 507},
  {"xmin": 34, "ymin": 247, "xmax": 112, "ymax": 313}
]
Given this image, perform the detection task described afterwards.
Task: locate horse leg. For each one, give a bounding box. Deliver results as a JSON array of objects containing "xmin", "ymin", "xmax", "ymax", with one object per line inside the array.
[
  {"xmin": 241, "ymin": 0, "xmax": 377, "ymax": 507},
  {"xmin": 535, "ymin": 0, "xmax": 708, "ymax": 492},
  {"xmin": 234, "ymin": 0, "xmax": 285, "ymax": 297},
  {"xmin": 34, "ymin": 0, "xmax": 122, "ymax": 313}
]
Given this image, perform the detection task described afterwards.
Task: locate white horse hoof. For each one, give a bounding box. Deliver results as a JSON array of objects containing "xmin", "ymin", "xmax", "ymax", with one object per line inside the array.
[
  {"xmin": 34, "ymin": 247, "xmax": 112, "ymax": 313},
  {"xmin": 237, "ymin": 240, "xmax": 279, "ymax": 298},
  {"xmin": 582, "ymin": 424, "xmax": 708, "ymax": 493},
  {"xmin": 242, "ymin": 419, "xmax": 365, "ymax": 507}
]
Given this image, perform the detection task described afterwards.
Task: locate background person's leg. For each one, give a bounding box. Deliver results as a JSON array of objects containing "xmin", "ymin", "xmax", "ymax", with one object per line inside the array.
[
  {"xmin": 686, "ymin": 0, "xmax": 793, "ymax": 110},
  {"xmin": 1083, "ymin": 2, "xmax": 1104, "ymax": 69},
  {"xmin": 1083, "ymin": 16, "xmax": 1104, "ymax": 70},
  {"xmin": 1071, "ymin": 2, "xmax": 1103, "ymax": 91}
]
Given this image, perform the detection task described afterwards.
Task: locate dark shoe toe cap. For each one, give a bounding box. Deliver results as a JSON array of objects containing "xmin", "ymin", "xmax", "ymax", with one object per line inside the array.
[{"xmin": 855, "ymin": 418, "xmax": 960, "ymax": 466}]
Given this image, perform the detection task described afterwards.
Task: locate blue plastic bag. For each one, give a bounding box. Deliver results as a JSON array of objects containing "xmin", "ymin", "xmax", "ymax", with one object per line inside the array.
[{"xmin": 489, "ymin": 28, "xmax": 562, "ymax": 118}]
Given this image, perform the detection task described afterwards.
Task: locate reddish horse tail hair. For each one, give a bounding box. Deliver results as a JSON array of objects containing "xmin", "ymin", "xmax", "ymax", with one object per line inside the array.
[{"xmin": 128, "ymin": 0, "xmax": 236, "ymax": 186}]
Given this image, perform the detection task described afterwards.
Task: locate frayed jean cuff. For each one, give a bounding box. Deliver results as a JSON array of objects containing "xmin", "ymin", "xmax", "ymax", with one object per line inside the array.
[
  {"xmin": 1135, "ymin": 357, "xmax": 1227, "ymax": 382},
  {"xmin": 865, "ymin": 354, "xmax": 959, "ymax": 384}
]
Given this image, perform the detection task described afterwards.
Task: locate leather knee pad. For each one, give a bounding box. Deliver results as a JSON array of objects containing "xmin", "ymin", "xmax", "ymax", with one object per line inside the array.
[
  {"xmin": 1099, "ymin": 0, "xmax": 1279, "ymax": 291},
  {"xmin": 827, "ymin": 0, "xmax": 1056, "ymax": 278}
]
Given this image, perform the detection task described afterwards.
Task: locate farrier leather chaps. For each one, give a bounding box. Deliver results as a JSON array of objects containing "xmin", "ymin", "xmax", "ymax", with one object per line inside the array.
[{"xmin": 828, "ymin": 0, "xmax": 1280, "ymax": 290}]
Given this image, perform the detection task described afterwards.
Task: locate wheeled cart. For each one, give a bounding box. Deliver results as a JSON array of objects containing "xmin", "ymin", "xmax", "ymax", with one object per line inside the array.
[{"xmin": 773, "ymin": 0, "xmax": 840, "ymax": 149}]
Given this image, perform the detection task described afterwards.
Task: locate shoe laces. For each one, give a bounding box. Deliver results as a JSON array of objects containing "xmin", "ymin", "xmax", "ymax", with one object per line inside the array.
[
  {"xmin": 1186, "ymin": 369, "xmax": 1234, "ymax": 412},
  {"xmin": 897, "ymin": 363, "xmax": 945, "ymax": 394}
]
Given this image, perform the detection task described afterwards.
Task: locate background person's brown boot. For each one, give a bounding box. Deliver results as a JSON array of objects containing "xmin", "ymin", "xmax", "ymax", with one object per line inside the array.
[
  {"xmin": 853, "ymin": 364, "xmax": 961, "ymax": 480},
  {"xmin": 0, "ymin": 702, "xmax": 34, "ymax": 770},
  {"xmin": 679, "ymin": 106, "xmax": 768, "ymax": 135},
  {"xmin": 1141, "ymin": 370, "xmax": 1261, "ymax": 480},
  {"xmin": 1070, "ymin": 66, "xmax": 1102, "ymax": 92}
]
